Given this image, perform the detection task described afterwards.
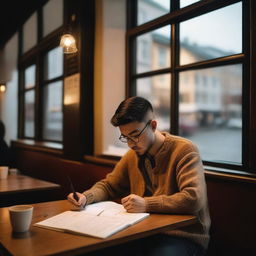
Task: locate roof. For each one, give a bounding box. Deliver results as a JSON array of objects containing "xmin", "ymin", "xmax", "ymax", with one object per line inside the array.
[{"xmin": 152, "ymin": 33, "xmax": 236, "ymax": 60}]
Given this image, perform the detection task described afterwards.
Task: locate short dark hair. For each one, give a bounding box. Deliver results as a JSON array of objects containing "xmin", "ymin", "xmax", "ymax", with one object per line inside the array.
[{"xmin": 111, "ymin": 96, "xmax": 153, "ymax": 127}]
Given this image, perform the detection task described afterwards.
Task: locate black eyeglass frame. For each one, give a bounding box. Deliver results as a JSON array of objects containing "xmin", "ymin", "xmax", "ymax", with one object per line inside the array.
[{"xmin": 119, "ymin": 120, "xmax": 152, "ymax": 144}]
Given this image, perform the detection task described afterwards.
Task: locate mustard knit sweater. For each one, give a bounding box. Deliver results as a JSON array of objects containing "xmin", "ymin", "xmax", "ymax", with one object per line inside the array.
[{"xmin": 84, "ymin": 132, "xmax": 211, "ymax": 249}]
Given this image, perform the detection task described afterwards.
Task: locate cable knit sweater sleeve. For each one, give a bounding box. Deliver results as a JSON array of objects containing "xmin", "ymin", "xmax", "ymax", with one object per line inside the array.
[
  {"xmin": 83, "ymin": 151, "xmax": 131, "ymax": 205},
  {"xmin": 144, "ymin": 141, "xmax": 207, "ymax": 214}
]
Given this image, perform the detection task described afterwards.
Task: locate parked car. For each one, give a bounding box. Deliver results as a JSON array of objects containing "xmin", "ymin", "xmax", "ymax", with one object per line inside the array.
[
  {"xmin": 179, "ymin": 117, "xmax": 197, "ymax": 136},
  {"xmin": 227, "ymin": 118, "xmax": 242, "ymax": 129}
]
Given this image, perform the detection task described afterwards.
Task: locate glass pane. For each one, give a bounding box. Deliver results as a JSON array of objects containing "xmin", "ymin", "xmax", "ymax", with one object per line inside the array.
[
  {"xmin": 180, "ymin": 2, "xmax": 242, "ymax": 65},
  {"xmin": 24, "ymin": 90, "xmax": 35, "ymax": 137},
  {"xmin": 43, "ymin": 81, "xmax": 63, "ymax": 141},
  {"xmin": 137, "ymin": 0, "xmax": 170, "ymax": 25},
  {"xmin": 45, "ymin": 47, "xmax": 63, "ymax": 80},
  {"xmin": 179, "ymin": 64, "xmax": 242, "ymax": 163},
  {"xmin": 137, "ymin": 74, "xmax": 171, "ymax": 131},
  {"xmin": 180, "ymin": 0, "xmax": 200, "ymax": 8},
  {"xmin": 25, "ymin": 65, "xmax": 36, "ymax": 89},
  {"xmin": 43, "ymin": 0, "xmax": 63, "ymax": 37},
  {"xmin": 136, "ymin": 25, "xmax": 171, "ymax": 74},
  {"xmin": 23, "ymin": 12, "xmax": 37, "ymax": 53}
]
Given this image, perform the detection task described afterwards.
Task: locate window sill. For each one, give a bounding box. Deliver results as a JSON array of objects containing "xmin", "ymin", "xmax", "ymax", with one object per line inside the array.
[
  {"xmin": 84, "ymin": 155, "xmax": 256, "ymax": 184},
  {"xmin": 83, "ymin": 155, "xmax": 118, "ymax": 167},
  {"xmin": 205, "ymin": 166, "xmax": 256, "ymax": 184},
  {"xmin": 11, "ymin": 139, "xmax": 63, "ymax": 156}
]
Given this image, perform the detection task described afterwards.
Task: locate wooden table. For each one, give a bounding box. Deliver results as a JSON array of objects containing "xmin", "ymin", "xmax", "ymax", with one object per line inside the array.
[
  {"xmin": 0, "ymin": 173, "xmax": 62, "ymax": 207},
  {"xmin": 0, "ymin": 200, "xmax": 197, "ymax": 256}
]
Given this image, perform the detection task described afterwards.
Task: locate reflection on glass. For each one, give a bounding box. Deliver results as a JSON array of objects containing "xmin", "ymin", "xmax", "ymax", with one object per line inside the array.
[
  {"xmin": 43, "ymin": 81, "xmax": 63, "ymax": 141},
  {"xmin": 137, "ymin": 74, "xmax": 171, "ymax": 131},
  {"xmin": 136, "ymin": 25, "xmax": 171, "ymax": 73},
  {"xmin": 137, "ymin": 0, "xmax": 170, "ymax": 25},
  {"xmin": 180, "ymin": 0, "xmax": 200, "ymax": 8},
  {"xmin": 24, "ymin": 90, "xmax": 35, "ymax": 137},
  {"xmin": 180, "ymin": 2, "xmax": 242, "ymax": 65},
  {"xmin": 179, "ymin": 64, "xmax": 242, "ymax": 163},
  {"xmin": 45, "ymin": 47, "xmax": 63, "ymax": 80},
  {"xmin": 25, "ymin": 65, "xmax": 36, "ymax": 89}
]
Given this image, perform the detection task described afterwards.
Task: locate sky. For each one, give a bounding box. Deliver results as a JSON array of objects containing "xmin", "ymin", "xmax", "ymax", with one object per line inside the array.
[
  {"xmin": 151, "ymin": 0, "xmax": 202, "ymax": 9},
  {"xmin": 150, "ymin": 1, "xmax": 242, "ymax": 53},
  {"xmin": 180, "ymin": 2, "xmax": 242, "ymax": 53}
]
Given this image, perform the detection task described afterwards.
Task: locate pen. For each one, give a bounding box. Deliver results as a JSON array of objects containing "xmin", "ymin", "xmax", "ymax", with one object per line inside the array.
[
  {"xmin": 67, "ymin": 176, "xmax": 79, "ymax": 202},
  {"xmin": 97, "ymin": 210, "xmax": 104, "ymax": 216}
]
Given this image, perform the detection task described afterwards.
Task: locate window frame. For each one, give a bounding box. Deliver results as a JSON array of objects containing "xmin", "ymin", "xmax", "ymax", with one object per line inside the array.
[
  {"xmin": 18, "ymin": 2, "xmax": 65, "ymax": 144},
  {"xmin": 126, "ymin": 0, "xmax": 255, "ymax": 174}
]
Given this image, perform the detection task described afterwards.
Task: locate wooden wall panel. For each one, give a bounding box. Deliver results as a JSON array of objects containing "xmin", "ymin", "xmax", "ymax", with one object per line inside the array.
[
  {"xmin": 12, "ymin": 147, "xmax": 112, "ymax": 197},
  {"xmin": 206, "ymin": 176, "xmax": 256, "ymax": 255}
]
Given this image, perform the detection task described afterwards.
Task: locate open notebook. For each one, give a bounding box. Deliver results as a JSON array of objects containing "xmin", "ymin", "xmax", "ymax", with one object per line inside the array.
[{"xmin": 34, "ymin": 201, "xmax": 149, "ymax": 239}]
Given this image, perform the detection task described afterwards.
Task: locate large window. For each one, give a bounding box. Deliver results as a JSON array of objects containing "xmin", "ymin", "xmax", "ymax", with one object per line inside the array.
[
  {"xmin": 19, "ymin": 0, "xmax": 64, "ymax": 143},
  {"xmin": 127, "ymin": 0, "xmax": 253, "ymax": 173}
]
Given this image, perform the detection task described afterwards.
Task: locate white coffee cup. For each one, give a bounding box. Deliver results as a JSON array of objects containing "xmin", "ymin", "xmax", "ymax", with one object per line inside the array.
[
  {"xmin": 0, "ymin": 166, "xmax": 8, "ymax": 179},
  {"xmin": 9, "ymin": 205, "xmax": 33, "ymax": 232}
]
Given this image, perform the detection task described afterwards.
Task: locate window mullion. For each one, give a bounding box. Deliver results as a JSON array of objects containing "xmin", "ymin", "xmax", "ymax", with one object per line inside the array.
[
  {"xmin": 170, "ymin": 22, "xmax": 179, "ymax": 135},
  {"xmin": 36, "ymin": 55, "xmax": 44, "ymax": 141},
  {"xmin": 248, "ymin": 0, "xmax": 256, "ymax": 173}
]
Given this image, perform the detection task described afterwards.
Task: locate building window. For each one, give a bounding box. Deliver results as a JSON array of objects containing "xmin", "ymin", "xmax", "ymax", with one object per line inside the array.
[
  {"xmin": 136, "ymin": 26, "xmax": 171, "ymax": 73},
  {"xmin": 158, "ymin": 46, "xmax": 167, "ymax": 67},
  {"xmin": 127, "ymin": 0, "xmax": 253, "ymax": 173},
  {"xmin": 137, "ymin": 74, "xmax": 171, "ymax": 131}
]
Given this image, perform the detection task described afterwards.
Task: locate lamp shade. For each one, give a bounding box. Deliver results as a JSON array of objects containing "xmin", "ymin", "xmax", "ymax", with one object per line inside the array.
[{"xmin": 60, "ymin": 34, "xmax": 78, "ymax": 54}]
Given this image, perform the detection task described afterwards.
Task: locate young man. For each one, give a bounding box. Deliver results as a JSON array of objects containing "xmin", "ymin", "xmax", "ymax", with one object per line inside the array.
[{"xmin": 68, "ymin": 96, "xmax": 210, "ymax": 256}]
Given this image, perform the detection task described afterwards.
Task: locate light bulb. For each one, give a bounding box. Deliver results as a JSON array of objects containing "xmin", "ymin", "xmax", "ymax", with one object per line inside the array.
[
  {"xmin": 64, "ymin": 38, "xmax": 72, "ymax": 47},
  {"xmin": 0, "ymin": 84, "xmax": 6, "ymax": 92},
  {"xmin": 60, "ymin": 34, "xmax": 78, "ymax": 54}
]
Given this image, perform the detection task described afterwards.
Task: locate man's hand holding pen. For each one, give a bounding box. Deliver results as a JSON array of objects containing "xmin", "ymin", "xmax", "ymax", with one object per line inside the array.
[
  {"xmin": 67, "ymin": 192, "xmax": 87, "ymax": 210},
  {"xmin": 67, "ymin": 176, "xmax": 87, "ymax": 210}
]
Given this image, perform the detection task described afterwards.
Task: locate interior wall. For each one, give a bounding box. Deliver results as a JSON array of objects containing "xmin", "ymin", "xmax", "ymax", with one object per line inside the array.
[
  {"xmin": 94, "ymin": 0, "xmax": 126, "ymax": 156},
  {"xmin": 0, "ymin": 33, "xmax": 18, "ymax": 145}
]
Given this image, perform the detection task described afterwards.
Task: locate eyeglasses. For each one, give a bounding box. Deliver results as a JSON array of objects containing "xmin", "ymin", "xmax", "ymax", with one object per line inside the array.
[{"xmin": 119, "ymin": 120, "xmax": 151, "ymax": 144}]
